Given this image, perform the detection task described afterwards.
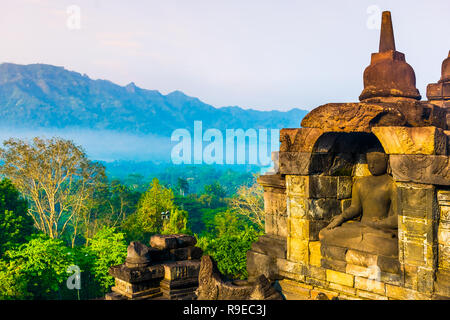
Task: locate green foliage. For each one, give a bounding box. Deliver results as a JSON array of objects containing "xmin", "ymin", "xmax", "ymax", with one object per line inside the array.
[
  {"xmin": 176, "ymin": 177, "xmax": 189, "ymax": 196},
  {"xmin": 204, "ymin": 182, "xmax": 227, "ymax": 198},
  {"xmin": 0, "ymin": 179, "xmax": 34, "ymax": 256},
  {"xmin": 0, "ymin": 144, "xmax": 267, "ymax": 299},
  {"xmin": 77, "ymin": 178, "xmax": 141, "ymax": 245},
  {"xmin": 86, "ymin": 226, "xmax": 127, "ymax": 291},
  {"xmin": 0, "ymin": 234, "xmax": 74, "ymax": 299},
  {"xmin": 122, "ymin": 178, "xmax": 185, "ymax": 242},
  {"xmin": 0, "ymin": 258, "xmax": 29, "ymax": 299},
  {"xmin": 0, "ymin": 137, "xmax": 106, "ymax": 240},
  {"xmin": 161, "ymin": 208, "xmax": 190, "ymax": 235},
  {"xmin": 197, "ymin": 210, "xmax": 263, "ymax": 279}
]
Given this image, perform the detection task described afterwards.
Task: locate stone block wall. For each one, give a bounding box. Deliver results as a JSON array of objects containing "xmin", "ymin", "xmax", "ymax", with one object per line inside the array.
[
  {"xmin": 285, "ymin": 175, "xmax": 352, "ymax": 265},
  {"xmin": 397, "ymin": 183, "xmax": 438, "ymax": 294},
  {"xmin": 251, "ymin": 126, "xmax": 450, "ymax": 300},
  {"xmin": 247, "ymin": 174, "xmax": 287, "ymax": 281},
  {"xmin": 436, "ymin": 189, "xmax": 450, "ymax": 297}
]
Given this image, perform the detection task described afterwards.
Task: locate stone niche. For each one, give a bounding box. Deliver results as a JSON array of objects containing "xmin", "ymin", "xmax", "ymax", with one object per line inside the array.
[{"xmin": 249, "ymin": 11, "xmax": 450, "ymax": 300}]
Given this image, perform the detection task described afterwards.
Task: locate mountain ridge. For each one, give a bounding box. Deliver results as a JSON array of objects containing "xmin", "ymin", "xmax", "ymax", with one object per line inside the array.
[{"xmin": 0, "ymin": 63, "xmax": 308, "ymax": 136}]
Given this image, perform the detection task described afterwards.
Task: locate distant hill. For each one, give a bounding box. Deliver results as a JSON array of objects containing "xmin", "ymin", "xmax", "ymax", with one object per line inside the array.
[{"xmin": 0, "ymin": 63, "xmax": 308, "ymax": 135}]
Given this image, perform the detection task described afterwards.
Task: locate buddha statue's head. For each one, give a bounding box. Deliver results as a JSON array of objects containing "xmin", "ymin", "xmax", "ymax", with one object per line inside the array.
[{"xmin": 366, "ymin": 149, "xmax": 388, "ymax": 176}]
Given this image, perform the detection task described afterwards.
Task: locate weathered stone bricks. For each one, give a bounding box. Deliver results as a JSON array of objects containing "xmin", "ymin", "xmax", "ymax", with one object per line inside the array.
[
  {"xmin": 440, "ymin": 205, "xmax": 450, "ymax": 222},
  {"xmin": 438, "ymin": 225, "xmax": 450, "ymax": 245},
  {"xmin": 385, "ymin": 284, "xmax": 430, "ymax": 300},
  {"xmin": 345, "ymin": 250, "xmax": 377, "ymax": 268},
  {"xmin": 310, "ymin": 288, "xmax": 339, "ymax": 300},
  {"xmin": 321, "ymin": 245, "xmax": 347, "ymax": 261},
  {"xmin": 287, "ymin": 175, "xmax": 353, "ymax": 200},
  {"xmin": 326, "ymin": 269, "xmax": 354, "ymax": 287},
  {"xmin": 355, "ymin": 276, "xmax": 386, "ymax": 295},
  {"xmin": 397, "ymin": 183, "xmax": 437, "ymax": 220},
  {"xmin": 288, "ymin": 196, "xmax": 341, "ymax": 221},
  {"xmin": 308, "ymin": 241, "xmax": 322, "ymax": 267},
  {"xmin": 246, "ymin": 250, "xmax": 278, "ymax": 281},
  {"xmin": 278, "ymin": 279, "xmax": 312, "ymax": 299},
  {"xmin": 321, "ymin": 258, "xmax": 347, "ymax": 273},
  {"xmin": 377, "ymin": 255, "xmax": 401, "ymax": 274},
  {"xmin": 305, "ymin": 265, "xmax": 327, "ymax": 281},
  {"xmin": 437, "ymin": 189, "xmax": 450, "ymax": 204},
  {"xmin": 265, "ymin": 213, "xmax": 288, "ymax": 237},
  {"xmin": 438, "ymin": 244, "xmax": 450, "ymax": 271},
  {"xmin": 346, "ymin": 264, "xmax": 374, "ymax": 278},
  {"xmin": 337, "ymin": 176, "xmax": 353, "ymax": 199},
  {"xmin": 435, "ymin": 270, "xmax": 450, "ymax": 297},
  {"xmin": 287, "ymin": 196, "xmax": 308, "ymax": 218},
  {"xmin": 308, "ymin": 176, "xmax": 338, "ymax": 198},
  {"xmin": 276, "ymin": 258, "xmax": 305, "ymax": 275},
  {"xmin": 356, "ymin": 289, "xmax": 389, "ymax": 300},
  {"xmin": 287, "ymin": 237, "xmax": 309, "ymax": 263},
  {"xmin": 328, "ymin": 282, "xmax": 357, "ymax": 296},
  {"xmin": 288, "ymin": 217, "xmax": 309, "ymax": 239}
]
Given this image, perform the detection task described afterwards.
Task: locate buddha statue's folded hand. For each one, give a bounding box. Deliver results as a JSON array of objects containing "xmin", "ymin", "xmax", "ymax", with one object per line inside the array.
[{"xmin": 326, "ymin": 215, "xmax": 345, "ymax": 230}]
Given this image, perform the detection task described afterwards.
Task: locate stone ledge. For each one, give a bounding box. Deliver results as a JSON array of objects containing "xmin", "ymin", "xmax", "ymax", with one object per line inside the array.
[
  {"xmin": 328, "ymin": 282, "xmax": 357, "ymax": 296},
  {"xmin": 372, "ymin": 126, "xmax": 447, "ymax": 155},
  {"xmin": 109, "ymin": 264, "xmax": 164, "ymax": 283},
  {"xmin": 356, "ymin": 289, "xmax": 389, "ymax": 300},
  {"xmin": 385, "ymin": 284, "xmax": 431, "ymax": 300},
  {"xmin": 391, "ymin": 155, "xmax": 450, "ymax": 185},
  {"xmin": 355, "ymin": 276, "xmax": 386, "ymax": 295},
  {"xmin": 257, "ymin": 174, "xmax": 286, "ymax": 189},
  {"xmin": 326, "ymin": 269, "xmax": 355, "ymax": 287},
  {"xmin": 300, "ymin": 102, "xmax": 407, "ymax": 132}
]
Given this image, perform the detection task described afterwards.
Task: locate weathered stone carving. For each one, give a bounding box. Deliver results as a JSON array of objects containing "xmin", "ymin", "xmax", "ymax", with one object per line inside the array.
[
  {"xmin": 196, "ymin": 255, "xmax": 283, "ymax": 300},
  {"xmin": 125, "ymin": 241, "xmax": 151, "ymax": 268},
  {"xmin": 106, "ymin": 234, "xmax": 202, "ymax": 300}
]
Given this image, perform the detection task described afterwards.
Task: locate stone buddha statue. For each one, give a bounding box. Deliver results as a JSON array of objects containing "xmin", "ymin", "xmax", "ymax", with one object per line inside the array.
[{"xmin": 318, "ymin": 149, "xmax": 398, "ymax": 257}]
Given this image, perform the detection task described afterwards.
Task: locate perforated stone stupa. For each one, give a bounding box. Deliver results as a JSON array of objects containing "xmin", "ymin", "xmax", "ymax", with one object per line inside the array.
[{"xmin": 248, "ymin": 11, "xmax": 450, "ymax": 300}]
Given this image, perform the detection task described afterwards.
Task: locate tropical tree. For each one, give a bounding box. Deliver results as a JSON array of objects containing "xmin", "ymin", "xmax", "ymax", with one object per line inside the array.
[
  {"xmin": 197, "ymin": 210, "xmax": 261, "ymax": 279},
  {"xmin": 122, "ymin": 178, "xmax": 191, "ymax": 242},
  {"xmin": 0, "ymin": 234, "xmax": 74, "ymax": 299},
  {"xmin": 86, "ymin": 226, "xmax": 127, "ymax": 292},
  {"xmin": 77, "ymin": 179, "xmax": 140, "ymax": 246},
  {"xmin": 230, "ymin": 179, "xmax": 265, "ymax": 230},
  {"xmin": 162, "ymin": 207, "xmax": 190, "ymax": 235},
  {"xmin": 176, "ymin": 177, "xmax": 189, "ymax": 196},
  {"xmin": 0, "ymin": 179, "xmax": 34, "ymax": 256},
  {"xmin": 0, "ymin": 137, "xmax": 105, "ymax": 240}
]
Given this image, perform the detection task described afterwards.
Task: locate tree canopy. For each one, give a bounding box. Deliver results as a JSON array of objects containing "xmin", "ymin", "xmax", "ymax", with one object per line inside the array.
[{"xmin": 0, "ymin": 137, "xmax": 105, "ymax": 240}]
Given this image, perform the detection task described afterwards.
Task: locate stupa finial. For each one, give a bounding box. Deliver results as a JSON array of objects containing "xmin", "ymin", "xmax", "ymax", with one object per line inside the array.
[
  {"xmin": 379, "ymin": 11, "xmax": 396, "ymax": 52},
  {"xmin": 359, "ymin": 10, "xmax": 421, "ymax": 101}
]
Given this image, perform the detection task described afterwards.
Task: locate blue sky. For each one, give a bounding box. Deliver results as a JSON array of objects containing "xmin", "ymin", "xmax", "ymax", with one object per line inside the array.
[{"xmin": 0, "ymin": 0, "xmax": 449, "ymax": 111}]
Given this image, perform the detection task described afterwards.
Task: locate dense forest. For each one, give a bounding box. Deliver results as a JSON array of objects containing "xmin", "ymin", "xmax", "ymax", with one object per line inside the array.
[{"xmin": 0, "ymin": 137, "xmax": 265, "ymax": 300}]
